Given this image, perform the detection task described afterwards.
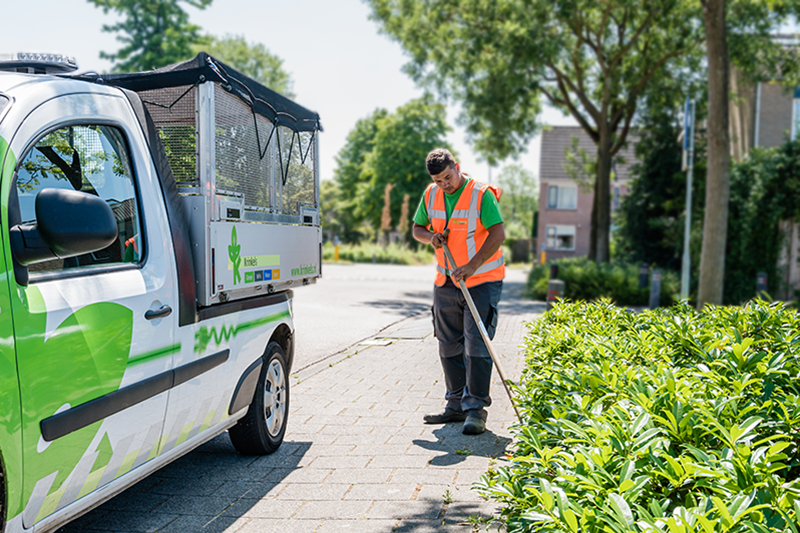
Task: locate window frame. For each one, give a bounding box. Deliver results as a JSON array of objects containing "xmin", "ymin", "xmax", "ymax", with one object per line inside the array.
[
  {"xmin": 546, "ymin": 184, "xmax": 577, "ymax": 210},
  {"xmin": 12, "ymin": 120, "xmax": 148, "ymax": 283},
  {"xmin": 545, "ymin": 224, "xmax": 576, "ymax": 251}
]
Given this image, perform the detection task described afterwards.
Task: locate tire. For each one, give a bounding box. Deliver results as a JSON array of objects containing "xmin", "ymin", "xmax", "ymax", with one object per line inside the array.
[{"xmin": 229, "ymin": 342, "xmax": 289, "ymax": 455}]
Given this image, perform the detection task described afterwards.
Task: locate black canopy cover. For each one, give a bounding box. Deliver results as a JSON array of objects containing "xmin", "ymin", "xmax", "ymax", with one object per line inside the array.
[{"xmin": 76, "ymin": 52, "xmax": 321, "ymax": 133}]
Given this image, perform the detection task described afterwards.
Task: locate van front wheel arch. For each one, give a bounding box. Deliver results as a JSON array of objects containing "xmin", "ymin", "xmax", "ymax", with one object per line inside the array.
[{"xmin": 228, "ymin": 342, "xmax": 289, "ymax": 455}]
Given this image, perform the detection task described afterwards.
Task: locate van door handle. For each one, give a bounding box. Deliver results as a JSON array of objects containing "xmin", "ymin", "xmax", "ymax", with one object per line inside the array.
[{"xmin": 145, "ymin": 305, "xmax": 172, "ymax": 320}]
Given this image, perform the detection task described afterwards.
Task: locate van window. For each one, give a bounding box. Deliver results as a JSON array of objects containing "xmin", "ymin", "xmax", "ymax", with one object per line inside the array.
[{"xmin": 15, "ymin": 124, "xmax": 143, "ymax": 273}]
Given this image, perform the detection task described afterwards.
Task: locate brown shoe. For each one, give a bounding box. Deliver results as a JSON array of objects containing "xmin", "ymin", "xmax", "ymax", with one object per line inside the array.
[{"xmin": 423, "ymin": 408, "xmax": 467, "ymax": 424}]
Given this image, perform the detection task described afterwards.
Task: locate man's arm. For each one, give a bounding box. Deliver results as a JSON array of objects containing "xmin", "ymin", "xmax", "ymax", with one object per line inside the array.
[{"xmin": 450, "ymin": 223, "xmax": 505, "ymax": 282}]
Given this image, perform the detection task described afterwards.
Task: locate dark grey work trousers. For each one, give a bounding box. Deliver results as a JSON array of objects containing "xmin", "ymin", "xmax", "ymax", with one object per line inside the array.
[{"xmin": 432, "ymin": 279, "xmax": 502, "ymax": 417}]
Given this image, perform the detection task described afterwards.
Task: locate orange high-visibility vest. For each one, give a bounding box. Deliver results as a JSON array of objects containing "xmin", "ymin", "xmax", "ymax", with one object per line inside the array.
[{"xmin": 424, "ymin": 179, "xmax": 505, "ymax": 288}]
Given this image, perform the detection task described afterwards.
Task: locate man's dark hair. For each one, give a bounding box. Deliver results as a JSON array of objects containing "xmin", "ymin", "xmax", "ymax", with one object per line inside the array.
[{"xmin": 426, "ymin": 148, "xmax": 456, "ymax": 175}]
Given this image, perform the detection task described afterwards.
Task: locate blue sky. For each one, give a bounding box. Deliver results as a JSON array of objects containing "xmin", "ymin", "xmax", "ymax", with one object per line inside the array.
[{"xmin": 3, "ymin": 0, "xmax": 575, "ymax": 183}]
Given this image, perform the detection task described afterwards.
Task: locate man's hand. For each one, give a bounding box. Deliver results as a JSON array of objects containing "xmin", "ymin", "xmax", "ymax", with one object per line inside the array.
[
  {"xmin": 451, "ymin": 262, "xmax": 476, "ymax": 283},
  {"xmin": 430, "ymin": 232, "xmax": 447, "ymax": 249}
]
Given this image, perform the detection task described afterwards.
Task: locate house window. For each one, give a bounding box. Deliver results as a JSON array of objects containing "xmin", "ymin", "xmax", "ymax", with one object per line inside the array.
[
  {"xmin": 612, "ymin": 186, "xmax": 621, "ymax": 211},
  {"xmin": 545, "ymin": 225, "xmax": 576, "ymax": 250},
  {"xmin": 793, "ymin": 98, "xmax": 800, "ymax": 140},
  {"xmin": 546, "ymin": 185, "xmax": 577, "ymax": 209}
]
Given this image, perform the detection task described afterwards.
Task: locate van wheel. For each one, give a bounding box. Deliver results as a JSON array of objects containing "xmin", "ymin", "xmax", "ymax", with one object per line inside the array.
[{"xmin": 229, "ymin": 342, "xmax": 289, "ymax": 455}]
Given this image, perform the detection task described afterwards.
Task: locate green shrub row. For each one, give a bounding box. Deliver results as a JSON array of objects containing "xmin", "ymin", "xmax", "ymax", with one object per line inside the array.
[
  {"xmin": 477, "ymin": 300, "xmax": 800, "ymax": 533},
  {"xmin": 528, "ymin": 258, "xmax": 680, "ymax": 307},
  {"xmin": 322, "ymin": 241, "xmax": 434, "ymax": 265}
]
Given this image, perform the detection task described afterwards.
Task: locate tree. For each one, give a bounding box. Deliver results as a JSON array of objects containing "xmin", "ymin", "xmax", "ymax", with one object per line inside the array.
[
  {"xmin": 331, "ymin": 108, "xmax": 389, "ymax": 242},
  {"xmin": 367, "ymin": 0, "xmax": 703, "ymax": 263},
  {"xmin": 193, "ymin": 34, "xmax": 294, "ymax": 97},
  {"xmin": 697, "ymin": 0, "xmax": 731, "ymax": 308},
  {"xmin": 354, "ymin": 96, "xmax": 453, "ymax": 241},
  {"xmin": 495, "ymin": 164, "xmax": 537, "ymax": 239},
  {"xmin": 89, "ymin": 0, "xmax": 212, "ymax": 72}
]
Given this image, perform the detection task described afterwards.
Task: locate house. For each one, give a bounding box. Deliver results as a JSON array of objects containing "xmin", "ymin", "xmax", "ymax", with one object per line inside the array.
[{"xmin": 536, "ymin": 126, "xmax": 637, "ymax": 261}]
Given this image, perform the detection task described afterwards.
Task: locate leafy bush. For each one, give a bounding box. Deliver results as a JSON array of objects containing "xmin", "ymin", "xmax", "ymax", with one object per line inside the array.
[
  {"xmin": 477, "ymin": 300, "xmax": 800, "ymax": 532},
  {"xmin": 528, "ymin": 258, "xmax": 679, "ymax": 306},
  {"xmin": 322, "ymin": 241, "xmax": 433, "ymax": 265}
]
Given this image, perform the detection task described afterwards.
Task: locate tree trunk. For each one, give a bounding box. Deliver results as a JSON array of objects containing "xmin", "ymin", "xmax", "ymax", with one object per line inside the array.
[
  {"xmin": 591, "ymin": 126, "xmax": 613, "ymax": 262},
  {"xmin": 698, "ymin": 0, "xmax": 731, "ymax": 308}
]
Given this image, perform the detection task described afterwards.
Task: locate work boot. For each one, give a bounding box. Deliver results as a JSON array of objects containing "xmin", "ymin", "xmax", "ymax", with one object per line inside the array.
[
  {"xmin": 462, "ymin": 412, "xmax": 486, "ymax": 435},
  {"xmin": 423, "ymin": 408, "xmax": 467, "ymax": 424}
]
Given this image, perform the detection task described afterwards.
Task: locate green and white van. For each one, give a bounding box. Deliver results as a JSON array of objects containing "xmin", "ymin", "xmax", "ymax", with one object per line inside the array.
[{"xmin": 0, "ymin": 52, "xmax": 322, "ymax": 532}]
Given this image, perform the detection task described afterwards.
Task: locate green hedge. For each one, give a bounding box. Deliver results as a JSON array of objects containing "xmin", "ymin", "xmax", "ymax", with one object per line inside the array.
[
  {"xmin": 528, "ymin": 258, "xmax": 679, "ymax": 306},
  {"xmin": 322, "ymin": 241, "xmax": 433, "ymax": 265},
  {"xmin": 477, "ymin": 300, "xmax": 800, "ymax": 532}
]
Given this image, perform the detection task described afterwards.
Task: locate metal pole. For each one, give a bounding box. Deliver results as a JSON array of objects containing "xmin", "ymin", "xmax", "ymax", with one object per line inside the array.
[{"xmin": 681, "ymin": 99, "xmax": 695, "ymax": 300}]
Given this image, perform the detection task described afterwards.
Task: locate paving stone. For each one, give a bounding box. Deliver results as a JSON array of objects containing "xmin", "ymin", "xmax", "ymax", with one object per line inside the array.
[
  {"xmin": 151, "ymin": 495, "xmax": 240, "ymax": 516},
  {"xmin": 324, "ymin": 468, "xmax": 394, "ymax": 484},
  {"xmin": 314, "ymin": 519, "xmax": 399, "ymax": 532},
  {"xmin": 67, "ymin": 511, "xmax": 179, "ymax": 532},
  {"xmin": 263, "ymin": 467, "xmax": 333, "ymax": 484},
  {"xmin": 344, "ymin": 483, "xmax": 418, "ymax": 501},
  {"xmin": 348, "ymin": 444, "xmax": 409, "ymax": 456},
  {"xmin": 389, "ymin": 468, "xmax": 457, "ymax": 485},
  {"xmin": 236, "ymin": 518, "xmax": 322, "ymax": 533},
  {"xmin": 149, "ymin": 476, "xmax": 226, "ymax": 497},
  {"xmin": 366, "ymin": 500, "xmax": 442, "ymax": 520},
  {"xmin": 237, "ymin": 498, "xmax": 304, "ymax": 519},
  {"xmin": 157, "ymin": 513, "xmax": 242, "ymax": 532},
  {"xmin": 293, "ymin": 500, "xmax": 373, "ymax": 519},
  {"xmin": 367, "ymin": 454, "xmax": 434, "ymax": 469},
  {"xmin": 276, "ymin": 483, "xmax": 351, "ymax": 501},
  {"xmin": 309, "ymin": 455, "xmax": 372, "ymax": 469}
]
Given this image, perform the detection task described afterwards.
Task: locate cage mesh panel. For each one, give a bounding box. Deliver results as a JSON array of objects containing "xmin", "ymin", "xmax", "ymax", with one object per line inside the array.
[
  {"xmin": 140, "ymin": 85, "xmax": 198, "ymax": 186},
  {"xmin": 278, "ymin": 127, "xmax": 315, "ymax": 215},
  {"xmin": 214, "ymin": 84, "xmax": 274, "ymax": 210}
]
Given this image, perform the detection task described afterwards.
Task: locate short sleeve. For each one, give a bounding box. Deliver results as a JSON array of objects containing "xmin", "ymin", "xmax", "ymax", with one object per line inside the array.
[
  {"xmin": 413, "ymin": 194, "xmax": 430, "ymax": 226},
  {"xmin": 480, "ymin": 189, "xmax": 503, "ymax": 228}
]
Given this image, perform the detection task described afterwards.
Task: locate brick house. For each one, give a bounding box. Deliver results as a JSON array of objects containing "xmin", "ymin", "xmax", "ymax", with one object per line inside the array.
[{"xmin": 536, "ymin": 126, "xmax": 637, "ymax": 261}]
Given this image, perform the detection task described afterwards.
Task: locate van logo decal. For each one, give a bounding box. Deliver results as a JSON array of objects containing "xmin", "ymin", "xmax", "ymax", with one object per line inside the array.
[
  {"xmin": 229, "ymin": 226, "xmax": 242, "ymax": 285},
  {"xmin": 194, "ymin": 310, "xmax": 291, "ymax": 353}
]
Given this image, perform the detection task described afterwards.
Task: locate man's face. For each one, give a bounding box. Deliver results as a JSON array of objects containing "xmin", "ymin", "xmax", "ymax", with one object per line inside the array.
[{"xmin": 430, "ymin": 164, "xmax": 464, "ymax": 194}]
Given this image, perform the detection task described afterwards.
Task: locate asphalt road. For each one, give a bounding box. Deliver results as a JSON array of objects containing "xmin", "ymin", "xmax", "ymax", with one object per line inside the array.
[{"xmin": 289, "ymin": 262, "xmax": 530, "ymax": 372}]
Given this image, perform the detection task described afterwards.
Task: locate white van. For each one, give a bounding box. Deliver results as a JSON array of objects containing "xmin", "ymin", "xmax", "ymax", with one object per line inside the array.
[{"xmin": 0, "ymin": 52, "xmax": 322, "ymax": 532}]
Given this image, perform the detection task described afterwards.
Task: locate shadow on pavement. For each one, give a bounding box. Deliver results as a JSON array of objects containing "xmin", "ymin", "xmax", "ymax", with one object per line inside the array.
[
  {"xmin": 60, "ymin": 434, "xmax": 311, "ymax": 532},
  {"xmin": 412, "ymin": 424, "xmax": 512, "ymax": 468},
  {"xmin": 361, "ymin": 290, "xmax": 432, "ymax": 314}
]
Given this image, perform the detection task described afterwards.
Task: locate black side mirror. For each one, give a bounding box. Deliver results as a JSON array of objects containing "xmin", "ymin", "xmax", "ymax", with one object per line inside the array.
[{"xmin": 10, "ymin": 188, "xmax": 117, "ymax": 267}]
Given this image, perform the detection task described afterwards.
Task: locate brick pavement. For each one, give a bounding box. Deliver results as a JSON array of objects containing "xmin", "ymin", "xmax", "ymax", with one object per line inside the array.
[{"xmin": 60, "ymin": 271, "xmax": 543, "ymax": 532}]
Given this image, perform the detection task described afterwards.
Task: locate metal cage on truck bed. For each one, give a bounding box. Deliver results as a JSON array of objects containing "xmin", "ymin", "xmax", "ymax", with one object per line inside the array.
[{"xmin": 83, "ymin": 53, "xmax": 322, "ymax": 307}]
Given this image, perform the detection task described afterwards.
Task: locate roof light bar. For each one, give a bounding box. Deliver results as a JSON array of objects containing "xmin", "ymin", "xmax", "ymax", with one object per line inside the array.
[{"xmin": 0, "ymin": 52, "xmax": 78, "ymax": 74}]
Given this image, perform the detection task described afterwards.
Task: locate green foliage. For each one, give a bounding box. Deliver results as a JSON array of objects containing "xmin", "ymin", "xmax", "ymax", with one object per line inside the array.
[
  {"xmin": 527, "ymin": 258, "xmax": 679, "ymax": 307},
  {"xmin": 89, "ymin": 0, "xmax": 211, "ymax": 72},
  {"xmin": 725, "ymin": 140, "xmax": 800, "ymax": 304},
  {"xmin": 477, "ymin": 300, "xmax": 800, "ymax": 533},
  {"xmin": 496, "ymin": 164, "xmax": 538, "ymax": 240},
  {"xmin": 192, "ymin": 34, "xmax": 294, "ymax": 97},
  {"xmin": 615, "ymin": 114, "xmax": 707, "ymax": 275},
  {"xmin": 329, "ymin": 98, "xmax": 452, "ymax": 243},
  {"xmin": 321, "ymin": 241, "xmax": 433, "ymax": 266}
]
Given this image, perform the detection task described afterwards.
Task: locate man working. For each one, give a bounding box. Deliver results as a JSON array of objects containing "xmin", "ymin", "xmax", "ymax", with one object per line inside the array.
[{"xmin": 413, "ymin": 148, "xmax": 505, "ymax": 435}]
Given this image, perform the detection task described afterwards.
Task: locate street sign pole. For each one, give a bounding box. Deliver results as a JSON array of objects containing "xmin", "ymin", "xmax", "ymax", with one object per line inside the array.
[{"xmin": 681, "ymin": 99, "xmax": 695, "ymax": 300}]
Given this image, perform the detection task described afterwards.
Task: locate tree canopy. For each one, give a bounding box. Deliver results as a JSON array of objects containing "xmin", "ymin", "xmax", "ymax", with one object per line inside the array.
[
  {"xmin": 89, "ymin": 0, "xmax": 211, "ymax": 72},
  {"xmin": 327, "ymin": 97, "xmax": 453, "ymax": 243},
  {"xmin": 494, "ymin": 164, "xmax": 537, "ymax": 239},
  {"xmin": 367, "ymin": 0, "xmax": 704, "ymax": 262}
]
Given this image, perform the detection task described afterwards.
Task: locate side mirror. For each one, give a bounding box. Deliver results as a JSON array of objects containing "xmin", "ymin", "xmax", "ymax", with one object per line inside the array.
[{"xmin": 10, "ymin": 188, "xmax": 118, "ymax": 267}]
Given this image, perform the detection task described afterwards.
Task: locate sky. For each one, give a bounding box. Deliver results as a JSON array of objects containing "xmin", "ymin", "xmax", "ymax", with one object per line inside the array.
[{"xmin": 3, "ymin": 0, "xmax": 576, "ymax": 183}]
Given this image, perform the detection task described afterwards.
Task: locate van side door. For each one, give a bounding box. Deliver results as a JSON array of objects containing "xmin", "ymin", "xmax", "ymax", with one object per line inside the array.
[{"xmin": 4, "ymin": 91, "xmax": 179, "ymax": 528}]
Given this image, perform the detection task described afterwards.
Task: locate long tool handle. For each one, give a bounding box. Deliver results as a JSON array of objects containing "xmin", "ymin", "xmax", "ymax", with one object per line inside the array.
[{"xmin": 439, "ymin": 232, "xmax": 522, "ymax": 422}]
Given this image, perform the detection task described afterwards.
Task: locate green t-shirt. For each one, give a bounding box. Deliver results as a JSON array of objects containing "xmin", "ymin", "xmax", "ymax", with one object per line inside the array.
[{"xmin": 413, "ymin": 177, "xmax": 503, "ymax": 229}]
